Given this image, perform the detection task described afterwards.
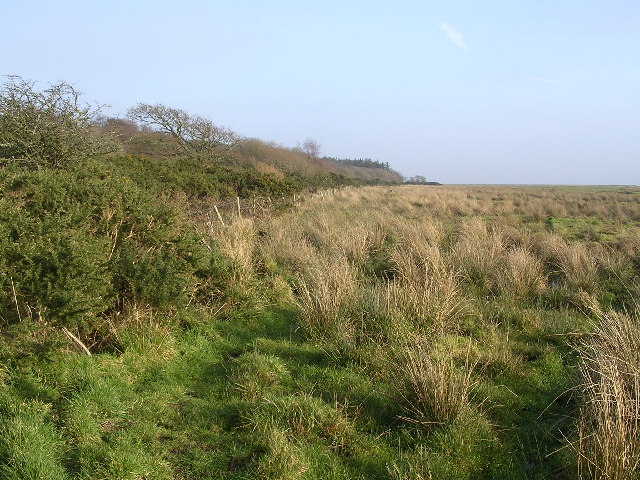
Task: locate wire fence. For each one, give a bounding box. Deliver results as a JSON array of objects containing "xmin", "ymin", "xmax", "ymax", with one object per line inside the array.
[{"xmin": 189, "ymin": 187, "xmax": 348, "ymax": 227}]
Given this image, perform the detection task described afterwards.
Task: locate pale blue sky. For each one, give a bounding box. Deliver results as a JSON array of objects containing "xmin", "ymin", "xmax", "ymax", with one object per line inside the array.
[{"xmin": 2, "ymin": 1, "xmax": 639, "ymax": 184}]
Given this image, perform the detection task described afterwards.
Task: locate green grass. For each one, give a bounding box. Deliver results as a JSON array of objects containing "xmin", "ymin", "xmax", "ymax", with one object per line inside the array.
[
  {"xmin": 0, "ymin": 299, "xmax": 398, "ymax": 479},
  {"xmin": 0, "ymin": 296, "xmax": 587, "ymax": 479},
  {"xmin": 544, "ymin": 215, "xmax": 638, "ymax": 242},
  {"xmin": 0, "ymin": 297, "xmax": 569, "ymax": 478}
]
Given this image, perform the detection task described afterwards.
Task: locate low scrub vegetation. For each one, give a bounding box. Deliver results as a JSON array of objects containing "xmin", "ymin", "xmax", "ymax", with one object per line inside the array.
[{"xmin": 0, "ymin": 161, "xmax": 227, "ymax": 330}]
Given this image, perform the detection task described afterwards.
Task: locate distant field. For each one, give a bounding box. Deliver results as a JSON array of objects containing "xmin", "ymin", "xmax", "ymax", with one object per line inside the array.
[{"xmin": 453, "ymin": 184, "xmax": 639, "ymax": 188}]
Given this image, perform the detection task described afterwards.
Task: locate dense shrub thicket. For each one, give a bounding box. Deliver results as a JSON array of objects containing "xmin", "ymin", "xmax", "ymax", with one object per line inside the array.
[
  {"xmin": 322, "ymin": 157, "xmax": 391, "ymax": 170},
  {"xmin": 102, "ymin": 155, "xmax": 358, "ymax": 199},
  {"xmin": 0, "ymin": 161, "xmax": 228, "ymax": 330},
  {"xmin": 0, "ymin": 146, "xmax": 365, "ymax": 333},
  {"xmin": 0, "ymin": 141, "xmax": 391, "ymax": 334}
]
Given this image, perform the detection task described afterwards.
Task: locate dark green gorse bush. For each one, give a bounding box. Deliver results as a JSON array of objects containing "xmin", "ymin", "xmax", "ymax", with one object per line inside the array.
[{"xmin": 0, "ymin": 162, "xmax": 226, "ymax": 330}]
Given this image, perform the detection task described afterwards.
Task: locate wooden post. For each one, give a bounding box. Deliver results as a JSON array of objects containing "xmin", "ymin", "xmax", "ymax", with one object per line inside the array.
[
  {"xmin": 11, "ymin": 279, "xmax": 21, "ymax": 322},
  {"xmin": 62, "ymin": 327, "xmax": 92, "ymax": 356},
  {"xmin": 213, "ymin": 205, "xmax": 225, "ymax": 226},
  {"xmin": 252, "ymin": 195, "xmax": 256, "ymax": 217},
  {"xmin": 236, "ymin": 196, "xmax": 241, "ymax": 218}
]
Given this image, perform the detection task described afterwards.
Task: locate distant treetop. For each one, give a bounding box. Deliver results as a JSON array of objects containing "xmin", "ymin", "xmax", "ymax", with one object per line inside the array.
[
  {"xmin": 404, "ymin": 175, "xmax": 440, "ymax": 185},
  {"xmin": 323, "ymin": 157, "xmax": 392, "ymax": 170}
]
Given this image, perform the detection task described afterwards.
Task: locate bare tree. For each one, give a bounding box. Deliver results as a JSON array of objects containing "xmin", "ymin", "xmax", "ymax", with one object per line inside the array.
[
  {"xmin": 0, "ymin": 76, "xmax": 115, "ymax": 167},
  {"xmin": 301, "ymin": 137, "xmax": 321, "ymax": 160},
  {"xmin": 127, "ymin": 103, "xmax": 237, "ymax": 160}
]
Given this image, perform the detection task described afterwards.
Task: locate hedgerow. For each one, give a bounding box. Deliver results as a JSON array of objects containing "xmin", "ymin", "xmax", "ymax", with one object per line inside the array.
[{"xmin": 0, "ymin": 161, "xmax": 226, "ymax": 330}]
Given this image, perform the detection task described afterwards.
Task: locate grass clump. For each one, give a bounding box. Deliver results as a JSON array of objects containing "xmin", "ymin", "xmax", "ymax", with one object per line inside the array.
[
  {"xmin": 498, "ymin": 247, "xmax": 547, "ymax": 300},
  {"xmin": 295, "ymin": 255, "xmax": 361, "ymax": 348},
  {"xmin": 576, "ymin": 306, "xmax": 640, "ymax": 480},
  {"xmin": 245, "ymin": 392, "xmax": 354, "ymax": 449},
  {"xmin": 391, "ymin": 337, "xmax": 479, "ymax": 426},
  {"xmin": 256, "ymin": 427, "xmax": 309, "ymax": 480},
  {"xmin": 387, "ymin": 247, "xmax": 468, "ymax": 334},
  {"xmin": 231, "ymin": 351, "xmax": 291, "ymax": 400}
]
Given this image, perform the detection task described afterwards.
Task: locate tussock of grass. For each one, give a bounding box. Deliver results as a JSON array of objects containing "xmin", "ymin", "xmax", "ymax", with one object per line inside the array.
[
  {"xmin": 244, "ymin": 392, "xmax": 354, "ymax": 447},
  {"xmin": 231, "ymin": 351, "xmax": 291, "ymax": 400},
  {"xmin": 576, "ymin": 306, "xmax": 640, "ymax": 480},
  {"xmin": 386, "ymin": 248, "xmax": 468, "ymax": 333},
  {"xmin": 560, "ymin": 242, "xmax": 599, "ymax": 291},
  {"xmin": 215, "ymin": 217, "xmax": 257, "ymax": 287},
  {"xmin": 499, "ymin": 247, "xmax": 547, "ymax": 300},
  {"xmin": 449, "ymin": 218, "xmax": 504, "ymax": 293},
  {"xmin": 256, "ymin": 427, "xmax": 309, "ymax": 480},
  {"xmin": 391, "ymin": 337, "xmax": 479, "ymax": 426},
  {"xmin": 295, "ymin": 255, "xmax": 360, "ymax": 346}
]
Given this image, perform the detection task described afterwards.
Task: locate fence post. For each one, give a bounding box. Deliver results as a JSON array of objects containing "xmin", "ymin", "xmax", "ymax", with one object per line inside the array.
[
  {"xmin": 213, "ymin": 205, "xmax": 225, "ymax": 226},
  {"xmin": 236, "ymin": 196, "xmax": 241, "ymax": 218}
]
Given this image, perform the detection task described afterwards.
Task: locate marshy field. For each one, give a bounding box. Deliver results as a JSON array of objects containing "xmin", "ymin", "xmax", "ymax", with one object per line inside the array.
[{"xmin": 2, "ymin": 183, "xmax": 640, "ymax": 479}]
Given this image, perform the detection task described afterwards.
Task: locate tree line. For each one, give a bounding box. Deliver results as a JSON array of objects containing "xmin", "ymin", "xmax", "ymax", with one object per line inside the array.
[{"xmin": 323, "ymin": 156, "xmax": 392, "ymax": 170}]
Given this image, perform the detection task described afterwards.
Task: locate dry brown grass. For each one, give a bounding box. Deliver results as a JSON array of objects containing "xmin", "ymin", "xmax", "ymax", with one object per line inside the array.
[
  {"xmin": 597, "ymin": 245, "xmax": 637, "ymax": 283},
  {"xmin": 258, "ymin": 218, "xmax": 319, "ymax": 275},
  {"xmin": 530, "ymin": 230, "xmax": 600, "ymax": 293},
  {"xmin": 387, "ymin": 244, "xmax": 468, "ymax": 334},
  {"xmin": 392, "ymin": 336, "xmax": 478, "ymax": 426},
  {"xmin": 295, "ymin": 255, "xmax": 361, "ymax": 345},
  {"xmin": 560, "ymin": 242, "xmax": 599, "ymax": 291},
  {"xmin": 577, "ymin": 306, "xmax": 640, "ymax": 480},
  {"xmin": 448, "ymin": 217, "xmax": 504, "ymax": 293},
  {"xmin": 215, "ymin": 217, "xmax": 256, "ymax": 286},
  {"xmin": 499, "ymin": 247, "xmax": 547, "ymax": 300},
  {"xmin": 202, "ymin": 184, "xmax": 640, "ymax": 475},
  {"xmin": 244, "ymin": 185, "xmax": 639, "ymax": 345}
]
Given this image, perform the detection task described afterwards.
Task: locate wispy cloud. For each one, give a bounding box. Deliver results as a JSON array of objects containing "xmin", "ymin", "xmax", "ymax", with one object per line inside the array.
[
  {"xmin": 440, "ymin": 23, "xmax": 468, "ymax": 51},
  {"xmin": 523, "ymin": 76, "xmax": 572, "ymax": 86}
]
